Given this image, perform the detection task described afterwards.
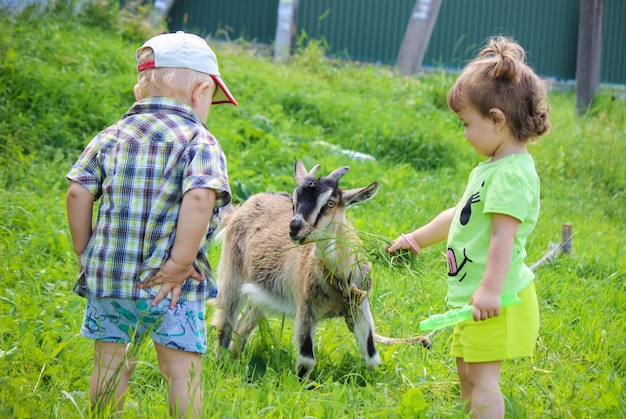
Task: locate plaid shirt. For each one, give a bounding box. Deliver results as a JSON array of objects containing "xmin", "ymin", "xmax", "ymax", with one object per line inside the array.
[{"xmin": 67, "ymin": 97, "xmax": 231, "ymax": 302}]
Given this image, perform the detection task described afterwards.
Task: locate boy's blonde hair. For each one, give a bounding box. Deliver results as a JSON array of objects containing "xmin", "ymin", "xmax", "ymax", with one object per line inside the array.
[
  {"xmin": 136, "ymin": 47, "xmax": 215, "ymax": 98},
  {"xmin": 447, "ymin": 36, "xmax": 551, "ymax": 142}
]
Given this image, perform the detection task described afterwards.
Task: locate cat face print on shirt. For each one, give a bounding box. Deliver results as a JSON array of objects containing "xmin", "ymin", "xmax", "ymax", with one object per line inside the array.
[{"xmin": 447, "ymin": 180, "xmax": 485, "ymax": 281}]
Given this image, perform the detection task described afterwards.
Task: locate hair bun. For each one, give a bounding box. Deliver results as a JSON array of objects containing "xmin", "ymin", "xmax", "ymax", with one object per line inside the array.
[{"xmin": 480, "ymin": 36, "xmax": 526, "ymax": 81}]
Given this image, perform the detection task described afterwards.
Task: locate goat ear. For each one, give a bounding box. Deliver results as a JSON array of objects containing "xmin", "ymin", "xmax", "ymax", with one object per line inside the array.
[
  {"xmin": 342, "ymin": 182, "xmax": 379, "ymax": 206},
  {"xmin": 294, "ymin": 160, "xmax": 307, "ymax": 183},
  {"xmin": 327, "ymin": 166, "xmax": 349, "ymax": 182}
]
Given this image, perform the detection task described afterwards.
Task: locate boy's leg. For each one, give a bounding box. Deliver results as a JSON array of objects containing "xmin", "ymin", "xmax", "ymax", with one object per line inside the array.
[
  {"xmin": 155, "ymin": 342, "xmax": 203, "ymax": 419},
  {"xmin": 90, "ymin": 341, "xmax": 135, "ymax": 415},
  {"xmin": 465, "ymin": 360, "xmax": 503, "ymax": 419}
]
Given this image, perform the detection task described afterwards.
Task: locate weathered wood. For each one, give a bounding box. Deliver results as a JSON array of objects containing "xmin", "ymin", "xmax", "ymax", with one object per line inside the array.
[
  {"xmin": 530, "ymin": 223, "xmax": 573, "ymax": 271},
  {"xmin": 395, "ymin": 0, "xmax": 442, "ymax": 76},
  {"xmin": 152, "ymin": 0, "xmax": 177, "ymax": 25},
  {"xmin": 561, "ymin": 223, "xmax": 573, "ymax": 254},
  {"xmin": 575, "ymin": 0, "xmax": 604, "ymax": 114},
  {"xmin": 274, "ymin": 0, "xmax": 299, "ymax": 62}
]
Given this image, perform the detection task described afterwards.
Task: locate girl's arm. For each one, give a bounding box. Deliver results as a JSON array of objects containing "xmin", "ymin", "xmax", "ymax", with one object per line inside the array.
[
  {"xmin": 470, "ymin": 213, "xmax": 520, "ymax": 321},
  {"xmin": 66, "ymin": 181, "xmax": 95, "ymax": 270},
  {"xmin": 140, "ymin": 187, "xmax": 217, "ymax": 308},
  {"xmin": 387, "ymin": 206, "xmax": 456, "ymax": 254}
]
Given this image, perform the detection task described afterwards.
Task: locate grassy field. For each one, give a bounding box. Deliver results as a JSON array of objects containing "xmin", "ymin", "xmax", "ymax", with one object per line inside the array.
[{"xmin": 1, "ymin": 2, "xmax": 625, "ymax": 418}]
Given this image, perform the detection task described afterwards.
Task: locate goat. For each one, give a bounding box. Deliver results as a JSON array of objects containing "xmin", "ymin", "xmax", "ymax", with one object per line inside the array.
[{"xmin": 212, "ymin": 160, "xmax": 430, "ymax": 378}]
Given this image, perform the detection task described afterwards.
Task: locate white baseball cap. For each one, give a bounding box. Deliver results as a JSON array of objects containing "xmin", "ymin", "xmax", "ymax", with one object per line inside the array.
[{"xmin": 136, "ymin": 31, "xmax": 238, "ymax": 106}]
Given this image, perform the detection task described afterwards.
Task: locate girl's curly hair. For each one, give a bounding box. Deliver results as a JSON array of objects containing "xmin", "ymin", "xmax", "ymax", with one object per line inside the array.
[{"xmin": 447, "ymin": 36, "xmax": 551, "ymax": 142}]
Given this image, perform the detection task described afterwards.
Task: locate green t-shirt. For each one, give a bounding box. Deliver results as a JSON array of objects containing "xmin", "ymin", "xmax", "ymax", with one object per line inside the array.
[{"xmin": 446, "ymin": 153, "xmax": 540, "ymax": 307}]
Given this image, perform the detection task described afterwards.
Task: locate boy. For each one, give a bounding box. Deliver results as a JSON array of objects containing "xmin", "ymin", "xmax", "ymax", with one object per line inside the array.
[{"xmin": 66, "ymin": 31, "xmax": 237, "ymax": 418}]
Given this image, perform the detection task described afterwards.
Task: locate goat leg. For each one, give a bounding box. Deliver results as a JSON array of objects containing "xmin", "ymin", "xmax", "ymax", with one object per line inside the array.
[
  {"xmin": 373, "ymin": 333, "xmax": 432, "ymax": 348},
  {"xmin": 345, "ymin": 298, "xmax": 381, "ymax": 370},
  {"xmin": 294, "ymin": 308, "xmax": 317, "ymax": 379}
]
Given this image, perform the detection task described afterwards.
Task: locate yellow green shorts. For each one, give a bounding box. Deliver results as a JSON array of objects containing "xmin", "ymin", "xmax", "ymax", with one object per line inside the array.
[{"xmin": 451, "ymin": 282, "xmax": 539, "ymax": 363}]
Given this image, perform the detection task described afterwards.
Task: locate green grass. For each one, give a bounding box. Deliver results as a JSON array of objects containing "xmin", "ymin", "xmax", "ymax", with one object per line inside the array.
[{"xmin": 1, "ymin": 2, "xmax": 625, "ymax": 417}]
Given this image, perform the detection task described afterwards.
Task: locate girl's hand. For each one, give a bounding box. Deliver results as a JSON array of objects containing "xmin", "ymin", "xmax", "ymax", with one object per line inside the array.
[
  {"xmin": 387, "ymin": 234, "xmax": 421, "ymax": 254},
  {"xmin": 386, "ymin": 208, "xmax": 455, "ymax": 255},
  {"xmin": 469, "ymin": 286, "xmax": 502, "ymax": 321},
  {"xmin": 470, "ymin": 213, "xmax": 519, "ymax": 321},
  {"xmin": 139, "ymin": 258, "xmax": 205, "ymax": 309}
]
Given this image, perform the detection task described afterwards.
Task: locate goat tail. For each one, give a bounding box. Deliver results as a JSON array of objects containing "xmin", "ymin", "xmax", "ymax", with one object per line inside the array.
[
  {"xmin": 373, "ymin": 332, "xmax": 432, "ymax": 349},
  {"xmin": 215, "ymin": 203, "xmax": 238, "ymax": 243}
]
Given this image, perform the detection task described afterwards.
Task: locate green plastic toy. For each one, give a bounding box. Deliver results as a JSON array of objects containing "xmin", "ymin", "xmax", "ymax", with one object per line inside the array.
[{"xmin": 419, "ymin": 294, "xmax": 522, "ymax": 331}]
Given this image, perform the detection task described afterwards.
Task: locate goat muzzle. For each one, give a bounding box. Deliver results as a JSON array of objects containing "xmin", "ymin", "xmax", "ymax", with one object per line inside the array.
[{"xmin": 289, "ymin": 215, "xmax": 308, "ymax": 242}]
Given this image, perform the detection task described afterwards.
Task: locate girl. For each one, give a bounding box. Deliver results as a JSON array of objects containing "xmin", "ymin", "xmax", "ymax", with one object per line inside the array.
[{"xmin": 388, "ymin": 36, "xmax": 550, "ymax": 418}]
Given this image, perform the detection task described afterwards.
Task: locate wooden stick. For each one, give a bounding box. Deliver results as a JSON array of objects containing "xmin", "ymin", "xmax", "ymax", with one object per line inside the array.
[
  {"xmin": 530, "ymin": 243, "xmax": 560, "ymax": 272},
  {"xmin": 530, "ymin": 223, "xmax": 573, "ymax": 271},
  {"xmin": 561, "ymin": 223, "xmax": 573, "ymax": 254}
]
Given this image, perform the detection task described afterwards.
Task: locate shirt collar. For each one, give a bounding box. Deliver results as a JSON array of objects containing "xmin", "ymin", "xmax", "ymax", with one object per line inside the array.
[{"xmin": 123, "ymin": 96, "xmax": 204, "ymax": 126}]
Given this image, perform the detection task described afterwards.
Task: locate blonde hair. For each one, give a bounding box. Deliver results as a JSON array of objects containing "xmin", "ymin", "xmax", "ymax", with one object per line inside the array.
[
  {"xmin": 447, "ymin": 36, "xmax": 551, "ymax": 141},
  {"xmin": 136, "ymin": 47, "xmax": 214, "ymax": 98}
]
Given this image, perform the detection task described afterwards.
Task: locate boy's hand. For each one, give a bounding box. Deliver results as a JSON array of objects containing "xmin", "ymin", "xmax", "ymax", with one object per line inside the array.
[{"xmin": 139, "ymin": 258, "xmax": 205, "ymax": 308}]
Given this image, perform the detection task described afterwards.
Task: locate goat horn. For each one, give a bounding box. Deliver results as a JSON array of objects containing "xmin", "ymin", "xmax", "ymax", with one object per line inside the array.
[
  {"xmin": 327, "ymin": 166, "xmax": 349, "ymax": 181},
  {"xmin": 307, "ymin": 164, "xmax": 321, "ymax": 178}
]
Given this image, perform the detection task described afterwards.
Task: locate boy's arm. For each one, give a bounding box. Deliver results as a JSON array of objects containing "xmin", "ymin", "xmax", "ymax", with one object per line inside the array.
[
  {"xmin": 387, "ymin": 206, "xmax": 456, "ymax": 254},
  {"xmin": 469, "ymin": 213, "xmax": 520, "ymax": 321},
  {"xmin": 140, "ymin": 187, "xmax": 217, "ymax": 308},
  {"xmin": 66, "ymin": 181, "xmax": 95, "ymax": 271}
]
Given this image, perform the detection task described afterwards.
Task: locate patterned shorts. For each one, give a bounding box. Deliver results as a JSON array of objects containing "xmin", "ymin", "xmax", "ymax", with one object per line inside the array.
[{"xmin": 80, "ymin": 296, "xmax": 207, "ymax": 354}]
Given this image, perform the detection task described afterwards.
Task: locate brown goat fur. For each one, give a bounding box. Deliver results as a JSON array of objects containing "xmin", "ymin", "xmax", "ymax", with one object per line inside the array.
[{"xmin": 212, "ymin": 161, "xmax": 429, "ymax": 377}]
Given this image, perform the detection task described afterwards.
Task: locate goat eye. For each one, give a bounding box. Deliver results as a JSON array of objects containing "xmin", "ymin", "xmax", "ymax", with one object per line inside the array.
[{"xmin": 325, "ymin": 200, "xmax": 336, "ymax": 208}]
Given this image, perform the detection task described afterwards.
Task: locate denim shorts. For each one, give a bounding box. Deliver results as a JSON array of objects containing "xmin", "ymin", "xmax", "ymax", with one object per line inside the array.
[{"xmin": 80, "ymin": 296, "xmax": 207, "ymax": 354}]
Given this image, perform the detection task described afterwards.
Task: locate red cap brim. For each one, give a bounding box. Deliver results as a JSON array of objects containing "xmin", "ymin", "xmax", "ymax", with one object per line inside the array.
[{"xmin": 211, "ymin": 75, "xmax": 238, "ymax": 106}]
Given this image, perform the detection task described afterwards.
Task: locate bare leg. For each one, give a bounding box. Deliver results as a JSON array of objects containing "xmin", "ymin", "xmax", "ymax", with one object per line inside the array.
[
  {"xmin": 456, "ymin": 357, "xmax": 472, "ymax": 413},
  {"xmin": 155, "ymin": 342, "xmax": 203, "ymax": 418},
  {"xmin": 463, "ymin": 360, "xmax": 504, "ymax": 419},
  {"xmin": 90, "ymin": 341, "xmax": 135, "ymax": 416}
]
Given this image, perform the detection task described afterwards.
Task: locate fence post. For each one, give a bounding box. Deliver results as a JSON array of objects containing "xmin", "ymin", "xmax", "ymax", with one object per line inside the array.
[
  {"xmin": 575, "ymin": 0, "xmax": 603, "ymax": 114},
  {"xmin": 561, "ymin": 223, "xmax": 573, "ymax": 254},
  {"xmin": 395, "ymin": 0, "xmax": 442, "ymax": 76},
  {"xmin": 152, "ymin": 0, "xmax": 176, "ymax": 26},
  {"xmin": 274, "ymin": 0, "xmax": 299, "ymax": 62}
]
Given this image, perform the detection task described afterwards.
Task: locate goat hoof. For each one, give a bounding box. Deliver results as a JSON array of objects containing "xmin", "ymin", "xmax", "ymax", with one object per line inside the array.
[
  {"xmin": 422, "ymin": 337, "xmax": 432, "ymax": 349},
  {"xmin": 366, "ymin": 353, "xmax": 381, "ymax": 370},
  {"xmin": 297, "ymin": 366, "xmax": 312, "ymax": 380}
]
